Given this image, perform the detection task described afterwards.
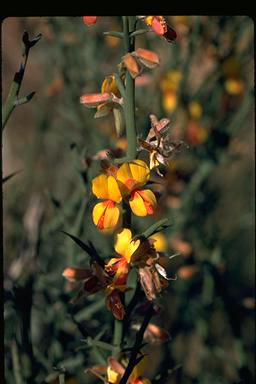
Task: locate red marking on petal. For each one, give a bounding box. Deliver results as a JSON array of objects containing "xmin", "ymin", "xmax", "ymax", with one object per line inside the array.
[
  {"xmin": 96, "ymin": 200, "xmax": 115, "ymax": 230},
  {"xmin": 125, "ymin": 178, "xmax": 137, "ymax": 191}
]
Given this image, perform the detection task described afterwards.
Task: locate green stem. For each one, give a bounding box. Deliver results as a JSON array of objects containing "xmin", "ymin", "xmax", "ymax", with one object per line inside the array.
[
  {"xmin": 11, "ymin": 340, "xmax": 23, "ymax": 384},
  {"xmin": 113, "ymin": 319, "xmax": 123, "ymax": 358},
  {"xmin": 112, "ymin": 15, "xmax": 138, "ymax": 362},
  {"xmin": 122, "ymin": 16, "xmax": 137, "ymax": 161}
]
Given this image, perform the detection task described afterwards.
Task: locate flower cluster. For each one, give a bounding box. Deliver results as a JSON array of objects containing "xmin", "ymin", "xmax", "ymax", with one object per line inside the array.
[
  {"xmin": 91, "ymin": 159, "xmax": 157, "ymax": 231},
  {"xmin": 63, "ymin": 227, "xmax": 172, "ymax": 320}
]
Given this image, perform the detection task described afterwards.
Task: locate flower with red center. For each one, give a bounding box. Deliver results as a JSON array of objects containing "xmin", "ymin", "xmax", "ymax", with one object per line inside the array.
[
  {"xmin": 105, "ymin": 228, "xmax": 141, "ymax": 285},
  {"xmin": 116, "ymin": 159, "xmax": 157, "ymax": 217},
  {"xmin": 142, "ymin": 16, "xmax": 177, "ymax": 43},
  {"xmin": 92, "ymin": 169, "xmax": 122, "ymax": 231}
]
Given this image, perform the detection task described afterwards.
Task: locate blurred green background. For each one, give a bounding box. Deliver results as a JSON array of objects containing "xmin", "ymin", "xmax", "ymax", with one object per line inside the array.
[{"xmin": 2, "ymin": 16, "xmax": 255, "ymax": 384}]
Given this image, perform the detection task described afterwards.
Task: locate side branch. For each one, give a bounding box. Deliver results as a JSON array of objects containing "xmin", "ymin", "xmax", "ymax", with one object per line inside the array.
[{"xmin": 2, "ymin": 31, "xmax": 41, "ymax": 130}]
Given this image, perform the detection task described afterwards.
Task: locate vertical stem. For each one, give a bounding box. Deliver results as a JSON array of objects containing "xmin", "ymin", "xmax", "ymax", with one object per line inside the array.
[
  {"xmin": 113, "ymin": 319, "xmax": 123, "ymax": 358},
  {"xmin": 113, "ymin": 16, "xmax": 138, "ymax": 358},
  {"xmin": 122, "ymin": 16, "xmax": 137, "ymax": 161}
]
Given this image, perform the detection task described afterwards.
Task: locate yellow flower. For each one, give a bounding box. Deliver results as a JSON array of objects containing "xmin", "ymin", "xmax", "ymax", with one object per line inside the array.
[
  {"xmin": 92, "ymin": 200, "xmax": 121, "ymax": 231},
  {"xmin": 162, "ymin": 90, "xmax": 177, "ymax": 113},
  {"xmin": 91, "ymin": 172, "xmax": 122, "ymax": 231},
  {"xmin": 116, "ymin": 160, "xmax": 157, "ymax": 217},
  {"xmin": 149, "ymin": 232, "xmax": 167, "ymax": 252},
  {"xmin": 106, "ymin": 354, "xmax": 151, "ymax": 384},
  {"xmin": 101, "ymin": 74, "xmax": 121, "ymax": 98},
  {"xmin": 224, "ymin": 78, "xmax": 244, "ymax": 95},
  {"xmin": 92, "ymin": 173, "xmax": 122, "ymax": 203},
  {"xmin": 107, "ymin": 366, "xmax": 121, "ymax": 383},
  {"xmin": 188, "ymin": 101, "xmax": 203, "ymax": 120},
  {"xmin": 160, "ymin": 70, "xmax": 183, "ymax": 92},
  {"xmin": 114, "ymin": 228, "xmax": 141, "ymax": 263}
]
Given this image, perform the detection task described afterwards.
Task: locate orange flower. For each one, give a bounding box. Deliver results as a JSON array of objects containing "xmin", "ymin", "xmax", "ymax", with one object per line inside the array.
[
  {"xmin": 142, "ymin": 16, "xmax": 177, "ymax": 43},
  {"xmin": 121, "ymin": 48, "xmax": 160, "ymax": 79},
  {"xmin": 80, "ymin": 75, "xmax": 123, "ymax": 118},
  {"xmin": 186, "ymin": 120, "xmax": 208, "ymax": 146},
  {"xmin": 83, "ymin": 16, "xmax": 98, "ymax": 25}
]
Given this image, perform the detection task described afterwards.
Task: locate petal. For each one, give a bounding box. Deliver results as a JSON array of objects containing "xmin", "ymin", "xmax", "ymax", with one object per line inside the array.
[
  {"xmin": 92, "ymin": 201, "xmax": 120, "ymax": 231},
  {"xmin": 125, "ymin": 238, "xmax": 141, "ymax": 263},
  {"xmin": 135, "ymin": 48, "xmax": 160, "ymax": 69},
  {"xmin": 129, "ymin": 191, "xmax": 147, "ymax": 216},
  {"xmin": 92, "ymin": 174, "xmax": 109, "ymax": 199},
  {"xmin": 102, "ymin": 202, "xmax": 121, "ymax": 230},
  {"xmin": 107, "ymin": 175, "xmax": 122, "ymax": 203},
  {"xmin": 129, "ymin": 189, "xmax": 157, "ymax": 217},
  {"xmin": 80, "ymin": 92, "xmax": 112, "ymax": 107},
  {"xmin": 101, "ymin": 74, "xmax": 121, "ymax": 97},
  {"xmin": 83, "ymin": 16, "xmax": 98, "ymax": 26},
  {"xmin": 138, "ymin": 267, "xmax": 156, "ymax": 301},
  {"xmin": 106, "ymin": 289, "xmax": 125, "ymax": 320},
  {"xmin": 114, "ymin": 228, "xmax": 132, "ymax": 256},
  {"xmin": 129, "ymin": 160, "xmax": 150, "ymax": 185},
  {"xmin": 122, "ymin": 53, "xmax": 141, "ymax": 78},
  {"xmin": 114, "ymin": 228, "xmax": 141, "ymax": 263},
  {"xmin": 149, "ymin": 151, "xmax": 160, "ymax": 170},
  {"xmin": 92, "ymin": 201, "xmax": 108, "ymax": 228},
  {"xmin": 149, "ymin": 233, "xmax": 167, "ymax": 252},
  {"xmin": 150, "ymin": 16, "xmax": 167, "ymax": 35},
  {"xmin": 130, "ymin": 355, "xmax": 148, "ymax": 381},
  {"xmin": 107, "ymin": 366, "xmax": 120, "ymax": 384},
  {"xmin": 116, "ymin": 162, "xmax": 133, "ymax": 185},
  {"xmin": 62, "ymin": 267, "xmax": 93, "ymax": 282}
]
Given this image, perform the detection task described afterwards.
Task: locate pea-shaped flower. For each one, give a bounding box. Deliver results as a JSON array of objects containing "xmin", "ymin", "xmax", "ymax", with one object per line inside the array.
[
  {"xmin": 92, "ymin": 173, "xmax": 122, "ymax": 231},
  {"xmin": 116, "ymin": 159, "xmax": 157, "ymax": 217}
]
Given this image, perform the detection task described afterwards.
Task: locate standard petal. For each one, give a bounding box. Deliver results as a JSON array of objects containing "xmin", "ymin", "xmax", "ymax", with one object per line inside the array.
[
  {"xmin": 114, "ymin": 228, "xmax": 133, "ymax": 257},
  {"xmin": 125, "ymin": 238, "xmax": 141, "ymax": 263},
  {"xmin": 92, "ymin": 174, "xmax": 109, "ymax": 199},
  {"xmin": 107, "ymin": 175, "xmax": 122, "ymax": 203},
  {"xmin": 129, "ymin": 159, "xmax": 150, "ymax": 185},
  {"xmin": 116, "ymin": 162, "xmax": 133, "ymax": 185}
]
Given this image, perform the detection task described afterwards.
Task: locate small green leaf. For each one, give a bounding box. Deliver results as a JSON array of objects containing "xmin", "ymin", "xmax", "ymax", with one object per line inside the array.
[
  {"xmin": 132, "ymin": 218, "xmax": 172, "ymax": 242},
  {"xmin": 103, "ymin": 31, "xmax": 123, "ymax": 39},
  {"xmin": 130, "ymin": 29, "xmax": 150, "ymax": 37}
]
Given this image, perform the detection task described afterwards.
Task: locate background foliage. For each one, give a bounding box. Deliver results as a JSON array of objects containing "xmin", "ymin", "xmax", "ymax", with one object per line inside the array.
[{"xmin": 3, "ymin": 16, "xmax": 255, "ymax": 383}]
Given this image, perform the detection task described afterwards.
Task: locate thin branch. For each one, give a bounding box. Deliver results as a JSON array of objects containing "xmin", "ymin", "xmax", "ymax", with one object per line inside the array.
[
  {"xmin": 119, "ymin": 304, "xmax": 155, "ymax": 384},
  {"xmin": 2, "ymin": 31, "xmax": 41, "ymax": 130}
]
